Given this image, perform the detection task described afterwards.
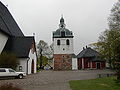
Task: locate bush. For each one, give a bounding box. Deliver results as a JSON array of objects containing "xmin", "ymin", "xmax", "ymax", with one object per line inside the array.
[
  {"xmin": 0, "ymin": 83, "xmax": 21, "ymax": 90},
  {"xmin": 0, "ymin": 52, "xmax": 19, "ymax": 70}
]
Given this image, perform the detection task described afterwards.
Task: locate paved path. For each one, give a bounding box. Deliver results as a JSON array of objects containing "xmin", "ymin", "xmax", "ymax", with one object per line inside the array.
[{"xmin": 0, "ymin": 70, "xmax": 114, "ymax": 90}]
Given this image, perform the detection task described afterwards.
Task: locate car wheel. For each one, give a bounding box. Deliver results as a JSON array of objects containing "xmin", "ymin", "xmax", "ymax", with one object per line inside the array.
[{"xmin": 18, "ymin": 74, "xmax": 23, "ymax": 79}]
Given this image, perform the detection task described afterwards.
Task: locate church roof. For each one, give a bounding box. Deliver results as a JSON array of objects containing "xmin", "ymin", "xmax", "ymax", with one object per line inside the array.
[
  {"xmin": 53, "ymin": 28, "xmax": 73, "ymax": 38},
  {"xmin": 53, "ymin": 17, "xmax": 73, "ymax": 38},
  {"xmin": 0, "ymin": 2, "xmax": 37, "ymax": 58},
  {"xmin": 0, "ymin": 2, "xmax": 24, "ymax": 36},
  {"xmin": 77, "ymin": 47, "xmax": 100, "ymax": 58},
  {"xmin": 2, "ymin": 36, "xmax": 34, "ymax": 58}
]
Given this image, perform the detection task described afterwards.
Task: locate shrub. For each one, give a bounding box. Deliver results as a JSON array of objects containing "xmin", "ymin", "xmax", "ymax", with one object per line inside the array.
[
  {"xmin": 0, "ymin": 52, "xmax": 19, "ymax": 70},
  {"xmin": 0, "ymin": 83, "xmax": 21, "ymax": 90}
]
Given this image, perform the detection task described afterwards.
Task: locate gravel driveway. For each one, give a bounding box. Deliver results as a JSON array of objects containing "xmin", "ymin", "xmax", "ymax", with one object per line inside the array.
[{"xmin": 0, "ymin": 70, "xmax": 114, "ymax": 90}]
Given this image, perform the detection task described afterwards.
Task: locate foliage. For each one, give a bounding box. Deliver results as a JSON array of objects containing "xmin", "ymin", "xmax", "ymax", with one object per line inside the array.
[
  {"xmin": 37, "ymin": 40, "xmax": 53, "ymax": 58},
  {"xmin": 90, "ymin": 30, "xmax": 120, "ymax": 68},
  {"xmin": 109, "ymin": 0, "xmax": 120, "ymax": 81},
  {"xmin": 108, "ymin": 0, "xmax": 120, "ymax": 30},
  {"xmin": 69, "ymin": 76, "xmax": 120, "ymax": 90},
  {"xmin": 0, "ymin": 83, "xmax": 21, "ymax": 90},
  {"xmin": 37, "ymin": 40, "xmax": 53, "ymax": 69},
  {"xmin": 90, "ymin": 0, "xmax": 120, "ymax": 82},
  {"xmin": 0, "ymin": 52, "xmax": 19, "ymax": 70},
  {"xmin": 38, "ymin": 56, "xmax": 48, "ymax": 66},
  {"xmin": 37, "ymin": 40, "xmax": 48, "ymax": 57}
]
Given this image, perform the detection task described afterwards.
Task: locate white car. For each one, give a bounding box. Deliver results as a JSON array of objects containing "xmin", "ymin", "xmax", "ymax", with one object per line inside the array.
[{"xmin": 0, "ymin": 68, "xmax": 26, "ymax": 79}]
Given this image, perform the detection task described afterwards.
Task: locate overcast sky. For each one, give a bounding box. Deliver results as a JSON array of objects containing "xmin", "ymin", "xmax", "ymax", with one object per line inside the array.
[{"xmin": 2, "ymin": 0, "xmax": 118, "ymax": 54}]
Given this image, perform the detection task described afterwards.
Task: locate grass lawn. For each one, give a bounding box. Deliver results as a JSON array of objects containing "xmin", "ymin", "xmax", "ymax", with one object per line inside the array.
[{"xmin": 69, "ymin": 77, "xmax": 120, "ymax": 90}]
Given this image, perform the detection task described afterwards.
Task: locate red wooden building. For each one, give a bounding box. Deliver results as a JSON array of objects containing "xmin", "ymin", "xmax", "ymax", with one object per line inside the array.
[{"xmin": 77, "ymin": 47, "xmax": 106, "ymax": 69}]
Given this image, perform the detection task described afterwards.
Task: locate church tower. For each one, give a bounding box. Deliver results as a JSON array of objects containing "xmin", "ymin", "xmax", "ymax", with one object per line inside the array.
[{"xmin": 53, "ymin": 16, "xmax": 74, "ymax": 70}]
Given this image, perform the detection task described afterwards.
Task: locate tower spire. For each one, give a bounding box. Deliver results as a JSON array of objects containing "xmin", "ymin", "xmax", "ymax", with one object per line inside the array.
[
  {"xmin": 61, "ymin": 14, "xmax": 63, "ymax": 18},
  {"xmin": 59, "ymin": 15, "xmax": 66, "ymax": 28}
]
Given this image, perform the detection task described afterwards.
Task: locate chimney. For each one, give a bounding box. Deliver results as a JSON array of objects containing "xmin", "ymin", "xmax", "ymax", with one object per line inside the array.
[{"xmin": 83, "ymin": 47, "xmax": 85, "ymax": 50}]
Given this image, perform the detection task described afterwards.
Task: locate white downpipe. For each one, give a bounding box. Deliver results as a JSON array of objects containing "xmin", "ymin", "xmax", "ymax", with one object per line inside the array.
[
  {"xmin": 90, "ymin": 61, "xmax": 92, "ymax": 69},
  {"xmin": 82, "ymin": 58, "xmax": 84, "ymax": 69}
]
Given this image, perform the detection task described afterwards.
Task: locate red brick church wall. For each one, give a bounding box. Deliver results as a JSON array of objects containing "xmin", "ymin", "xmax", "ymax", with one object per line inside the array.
[{"xmin": 54, "ymin": 54, "xmax": 72, "ymax": 70}]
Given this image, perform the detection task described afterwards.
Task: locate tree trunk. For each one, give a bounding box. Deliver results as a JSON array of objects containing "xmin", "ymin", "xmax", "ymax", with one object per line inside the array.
[{"xmin": 40, "ymin": 49, "xmax": 43, "ymax": 69}]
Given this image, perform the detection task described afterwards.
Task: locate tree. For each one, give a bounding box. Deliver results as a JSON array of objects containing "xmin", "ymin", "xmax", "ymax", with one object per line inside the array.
[
  {"xmin": 108, "ymin": 0, "xmax": 120, "ymax": 30},
  {"xmin": 0, "ymin": 52, "xmax": 19, "ymax": 70},
  {"xmin": 37, "ymin": 40, "xmax": 53, "ymax": 69},
  {"xmin": 90, "ymin": 0, "xmax": 120, "ymax": 82},
  {"xmin": 38, "ymin": 56, "xmax": 48, "ymax": 66},
  {"xmin": 108, "ymin": 0, "xmax": 120, "ymax": 82},
  {"xmin": 90, "ymin": 30, "xmax": 120, "ymax": 69}
]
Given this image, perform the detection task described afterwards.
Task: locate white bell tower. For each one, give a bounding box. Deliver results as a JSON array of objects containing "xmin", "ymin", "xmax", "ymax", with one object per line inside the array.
[{"xmin": 53, "ymin": 16, "xmax": 74, "ymax": 70}]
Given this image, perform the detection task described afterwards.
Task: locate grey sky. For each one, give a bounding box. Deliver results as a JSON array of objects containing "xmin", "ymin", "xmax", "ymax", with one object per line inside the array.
[{"xmin": 2, "ymin": 0, "xmax": 117, "ymax": 54}]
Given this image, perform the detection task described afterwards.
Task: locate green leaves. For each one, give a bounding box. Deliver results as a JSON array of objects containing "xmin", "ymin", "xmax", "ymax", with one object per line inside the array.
[
  {"xmin": 109, "ymin": 0, "xmax": 120, "ymax": 30},
  {"xmin": 90, "ymin": 0, "xmax": 120, "ymax": 81}
]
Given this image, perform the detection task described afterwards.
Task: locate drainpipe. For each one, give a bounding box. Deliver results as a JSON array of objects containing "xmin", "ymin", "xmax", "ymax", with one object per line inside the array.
[
  {"xmin": 27, "ymin": 57, "xmax": 30, "ymax": 75},
  {"xmin": 82, "ymin": 58, "xmax": 84, "ymax": 69}
]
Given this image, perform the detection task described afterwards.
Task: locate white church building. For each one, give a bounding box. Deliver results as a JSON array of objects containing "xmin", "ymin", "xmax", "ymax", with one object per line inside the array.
[
  {"xmin": 53, "ymin": 17, "xmax": 78, "ymax": 70},
  {"xmin": 0, "ymin": 1, "xmax": 37, "ymax": 74}
]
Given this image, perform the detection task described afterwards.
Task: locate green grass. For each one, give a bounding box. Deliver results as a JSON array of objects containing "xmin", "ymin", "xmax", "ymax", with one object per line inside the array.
[{"xmin": 69, "ymin": 77, "xmax": 120, "ymax": 90}]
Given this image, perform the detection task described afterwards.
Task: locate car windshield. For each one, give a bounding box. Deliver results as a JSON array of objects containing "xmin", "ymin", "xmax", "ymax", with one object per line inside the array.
[{"xmin": 9, "ymin": 69, "xmax": 15, "ymax": 72}]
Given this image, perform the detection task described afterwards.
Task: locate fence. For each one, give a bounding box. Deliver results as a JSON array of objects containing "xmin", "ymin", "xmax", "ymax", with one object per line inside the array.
[{"xmin": 98, "ymin": 73, "xmax": 116, "ymax": 78}]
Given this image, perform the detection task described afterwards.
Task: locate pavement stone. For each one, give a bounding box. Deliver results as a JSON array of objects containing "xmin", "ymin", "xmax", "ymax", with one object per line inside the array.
[{"xmin": 0, "ymin": 70, "xmax": 114, "ymax": 90}]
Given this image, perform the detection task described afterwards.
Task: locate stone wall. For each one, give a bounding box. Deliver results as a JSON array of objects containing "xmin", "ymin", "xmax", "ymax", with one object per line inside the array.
[{"xmin": 54, "ymin": 54, "xmax": 72, "ymax": 70}]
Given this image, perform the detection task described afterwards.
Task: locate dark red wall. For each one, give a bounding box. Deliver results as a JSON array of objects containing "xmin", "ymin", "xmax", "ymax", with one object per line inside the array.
[
  {"xmin": 101, "ymin": 61, "xmax": 106, "ymax": 69},
  {"xmin": 78, "ymin": 57, "xmax": 106, "ymax": 69},
  {"xmin": 92, "ymin": 62, "xmax": 96, "ymax": 68}
]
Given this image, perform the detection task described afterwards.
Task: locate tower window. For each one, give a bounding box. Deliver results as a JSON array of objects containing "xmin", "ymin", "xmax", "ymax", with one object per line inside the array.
[
  {"xmin": 66, "ymin": 39, "xmax": 70, "ymax": 45},
  {"xmin": 57, "ymin": 40, "xmax": 60, "ymax": 45},
  {"xmin": 61, "ymin": 31, "xmax": 65, "ymax": 37}
]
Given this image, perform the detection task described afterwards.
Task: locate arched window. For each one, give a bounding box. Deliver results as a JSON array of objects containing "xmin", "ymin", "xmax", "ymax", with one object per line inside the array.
[
  {"xmin": 66, "ymin": 39, "xmax": 70, "ymax": 45},
  {"xmin": 57, "ymin": 40, "xmax": 60, "ymax": 45}
]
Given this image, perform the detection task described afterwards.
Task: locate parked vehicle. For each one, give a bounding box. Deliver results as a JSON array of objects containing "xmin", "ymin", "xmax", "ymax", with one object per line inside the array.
[{"xmin": 0, "ymin": 68, "xmax": 26, "ymax": 79}]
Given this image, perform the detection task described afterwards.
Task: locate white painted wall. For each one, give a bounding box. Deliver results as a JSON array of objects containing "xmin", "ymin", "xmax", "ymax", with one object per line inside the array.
[
  {"xmin": 0, "ymin": 32, "xmax": 8, "ymax": 53},
  {"xmin": 53, "ymin": 38, "xmax": 74, "ymax": 54},
  {"xmin": 17, "ymin": 58, "xmax": 27, "ymax": 73},
  {"xmin": 17, "ymin": 49, "xmax": 37, "ymax": 74},
  {"xmin": 72, "ymin": 58, "xmax": 78, "ymax": 70},
  {"xmin": 28, "ymin": 49, "xmax": 37, "ymax": 74}
]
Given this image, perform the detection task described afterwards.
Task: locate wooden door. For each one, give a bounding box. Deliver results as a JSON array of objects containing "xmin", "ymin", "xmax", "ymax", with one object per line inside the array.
[
  {"xmin": 96, "ymin": 63, "xmax": 100, "ymax": 69},
  {"xmin": 31, "ymin": 59, "xmax": 34, "ymax": 73}
]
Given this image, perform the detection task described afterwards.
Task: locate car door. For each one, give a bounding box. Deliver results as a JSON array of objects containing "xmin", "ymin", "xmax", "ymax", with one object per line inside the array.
[
  {"xmin": 8, "ymin": 69, "xmax": 17, "ymax": 77},
  {"xmin": 0, "ymin": 69, "xmax": 7, "ymax": 77}
]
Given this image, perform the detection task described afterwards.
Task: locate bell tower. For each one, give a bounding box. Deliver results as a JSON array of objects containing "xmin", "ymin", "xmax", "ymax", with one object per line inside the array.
[{"xmin": 53, "ymin": 16, "xmax": 74, "ymax": 70}]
